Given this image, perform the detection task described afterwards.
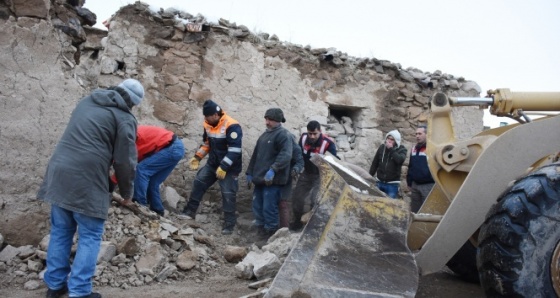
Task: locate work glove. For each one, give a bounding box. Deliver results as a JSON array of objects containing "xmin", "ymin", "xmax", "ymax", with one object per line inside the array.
[
  {"xmin": 264, "ymin": 169, "xmax": 275, "ymax": 186},
  {"xmin": 189, "ymin": 157, "xmax": 200, "ymax": 171},
  {"xmin": 216, "ymin": 167, "xmax": 227, "ymax": 180},
  {"xmin": 246, "ymin": 174, "xmax": 253, "ymax": 190}
]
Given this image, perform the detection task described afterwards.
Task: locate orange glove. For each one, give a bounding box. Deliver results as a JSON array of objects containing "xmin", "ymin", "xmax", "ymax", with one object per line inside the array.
[
  {"xmin": 216, "ymin": 167, "xmax": 227, "ymax": 180},
  {"xmin": 189, "ymin": 157, "xmax": 200, "ymax": 171}
]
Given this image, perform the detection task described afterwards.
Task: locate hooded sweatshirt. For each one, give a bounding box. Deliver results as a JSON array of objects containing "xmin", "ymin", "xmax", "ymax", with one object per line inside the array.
[
  {"xmin": 37, "ymin": 88, "xmax": 138, "ymax": 220},
  {"xmin": 368, "ymin": 130, "xmax": 407, "ymax": 183}
]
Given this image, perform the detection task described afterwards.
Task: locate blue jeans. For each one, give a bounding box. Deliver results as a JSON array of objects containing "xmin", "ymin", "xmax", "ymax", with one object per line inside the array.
[
  {"xmin": 252, "ymin": 184, "xmax": 282, "ymax": 232},
  {"xmin": 376, "ymin": 181, "xmax": 400, "ymax": 199},
  {"xmin": 184, "ymin": 164, "xmax": 238, "ymax": 227},
  {"xmin": 44, "ymin": 205, "xmax": 105, "ymax": 297},
  {"xmin": 134, "ymin": 138, "xmax": 185, "ymax": 214}
]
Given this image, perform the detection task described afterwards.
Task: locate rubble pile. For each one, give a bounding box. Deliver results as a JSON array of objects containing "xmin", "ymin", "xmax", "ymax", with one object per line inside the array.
[{"xmin": 0, "ymin": 200, "xmax": 299, "ymax": 292}]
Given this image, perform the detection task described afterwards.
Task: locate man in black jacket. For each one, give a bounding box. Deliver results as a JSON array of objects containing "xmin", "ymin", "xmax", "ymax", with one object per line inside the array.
[
  {"xmin": 246, "ymin": 108, "xmax": 292, "ymax": 239},
  {"xmin": 369, "ymin": 129, "xmax": 407, "ymax": 199}
]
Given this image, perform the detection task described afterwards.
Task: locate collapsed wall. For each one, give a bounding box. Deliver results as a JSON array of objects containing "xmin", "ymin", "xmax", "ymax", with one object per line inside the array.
[{"xmin": 0, "ymin": 0, "xmax": 483, "ymax": 246}]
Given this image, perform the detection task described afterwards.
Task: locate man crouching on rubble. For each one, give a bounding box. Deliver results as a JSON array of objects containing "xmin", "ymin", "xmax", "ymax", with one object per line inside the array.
[{"xmin": 37, "ymin": 79, "xmax": 144, "ymax": 298}]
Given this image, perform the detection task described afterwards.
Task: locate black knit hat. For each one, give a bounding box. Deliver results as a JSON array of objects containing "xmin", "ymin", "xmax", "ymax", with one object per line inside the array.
[
  {"xmin": 202, "ymin": 100, "xmax": 221, "ymax": 116},
  {"xmin": 264, "ymin": 108, "xmax": 286, "ymax": 123}
]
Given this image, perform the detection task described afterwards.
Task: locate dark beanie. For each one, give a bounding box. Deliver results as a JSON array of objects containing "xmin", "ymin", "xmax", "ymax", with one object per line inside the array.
[
  {"xmin": 264, "ymin": 108, "xmax": 286, "ymax": 123},
  {"xmin": 202, "ymin": 100, "xmax": 221, "ymax": 116}
]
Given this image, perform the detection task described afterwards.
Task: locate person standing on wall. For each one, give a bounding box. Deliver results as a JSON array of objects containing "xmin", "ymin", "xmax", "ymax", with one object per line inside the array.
[
  {"xmin": 290, "ymin": 120, "xmax": 337, "ymax": 231},
  {"xmin": 131, "ymin": 125, "xmax": 185, "ymax": 216},
  {"xmin": 406, "ymin": 125, "xmax": 434, "ymax": 212},
  {"xmin": 368, "ymin": 129, "xmax": 407, "ymax": 199},
  {"xmin": 246, "ymin": 108, "xmax": 293, "ymax": 240},
  {"xmin": 38, "ymin": 79, "xmax": 144, "ymax": 298},
  {"xmin": 179, "ymin": 100, "xmax": 243, "ymax": 235}
]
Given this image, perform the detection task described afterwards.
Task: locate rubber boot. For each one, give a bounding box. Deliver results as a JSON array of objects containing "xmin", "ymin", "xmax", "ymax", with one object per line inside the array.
[
  {"xmin": 289, "ymin": 212, "xmax": 303, "ymax": 231},
  {"xmin": 279, "ymin": 200, "xmax": 290, "ymax": 228}
]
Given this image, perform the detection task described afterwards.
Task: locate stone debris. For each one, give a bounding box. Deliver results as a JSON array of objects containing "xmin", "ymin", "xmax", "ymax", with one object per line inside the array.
[{"xmin": 0, "ymin": 202, "xmax": 301, "ymax": 291}]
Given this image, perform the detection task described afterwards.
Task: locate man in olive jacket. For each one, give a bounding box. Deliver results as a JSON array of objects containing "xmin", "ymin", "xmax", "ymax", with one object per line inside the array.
[
  {"xmin": 246, "ymin": 108, "xmax": 292, "ymax": 239},
  {"xmin": 369, "ymin": 129, "xmax": 407, "ymax": 199},
  {"xmin": 37, "ymin": 79, "xmax": 144, "ymax": 298}
]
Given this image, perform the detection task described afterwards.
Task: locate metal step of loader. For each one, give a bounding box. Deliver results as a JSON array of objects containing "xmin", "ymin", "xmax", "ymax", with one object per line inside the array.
[{"xmin": 265, "ymin": 155, "xmax": 418, "ymax": 298}]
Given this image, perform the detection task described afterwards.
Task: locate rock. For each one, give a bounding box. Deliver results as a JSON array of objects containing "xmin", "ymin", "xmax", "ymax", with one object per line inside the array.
[
  {"xmin": 110, "ymin": 253, "xmax": 128, "ymax": 265},
  {"xmin": 176, "ymin": 249, "xmax": 198, "ymax": 271},
  {"xmin": 239, "ymin": 250, "xmax": 282, "ymax": 280},
  {"xmin": 36, "ymin": 250, "xmax": 47, "ymax": 260},
  {"xmin": 0, "ymin": 245, "xmax": 19, "ymax": 263},
  {"xmin": 75, "ymin": 7, "xmax": 96, "ymax": 26},
  {"xmin": 160, "ymin": 222, "xmax": 179, "ymax": 234},
  {"xmin": 117, "ymin": 237, "xmax": 140, "ymax": 256},
  {"xmin": 27, "ymin": 259, "xmax": 43, "ymax": 272},
  {"xmin": 8, "ymin": 0, "xmax": 50, "ymax": 18},
  {"xmin": 234, "ymin": 261, "xmax": 254, "ymax": 280},
  {"xmin": 16, "ymin": 245, "xmax": 35, "ymax": 259},
  {"xmin": 262, "ymin": 229, "xmax": 299, "ymax": 258},
  {"xmin": 135, "ymin": 242, "xmax": 168, "ymax": 276},
  {"xmin": 223, "ymin": 245, "xmax": 247, "ymax": 263},
  {"xmin": 163, "ymin": 187, "xmax": 183, "ymax": 210},
  {"xmin": 193, "ymin": 233, "xmax": 213, "ymax": 246},
  {"xmin": 122, "ymin": 214, "xmax": 142, "ymax": 227},
  {"xmin": 97, "ymin": 241, "xmax": 117, "ymax": 264},
  {"xmin": 23, "ymin": 280, "xmax": 41, "ymax": 290},
  {"xmin": 39, "ymin": 235, "xmax": 49, "ymax": 251},
  {"xmin": 156, "ymin": 265, "xmax": 177, "ymax": 282},
  {"xmin": 461, "ymin": 81, "xmax": 482, "ymax": 93},
  {"xmin": 335, "ymin": 134, "xmax": 351, "ymax": 151}
]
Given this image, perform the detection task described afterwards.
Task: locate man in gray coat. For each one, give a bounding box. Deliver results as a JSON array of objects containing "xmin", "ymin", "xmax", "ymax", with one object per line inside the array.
[
  {"xmin": 246, "ymin": 108, "xmax": 292, "ymax": 240},
  {"xmin": 37, "ymin": 79, "xmax": 144, "ymax": 298}
]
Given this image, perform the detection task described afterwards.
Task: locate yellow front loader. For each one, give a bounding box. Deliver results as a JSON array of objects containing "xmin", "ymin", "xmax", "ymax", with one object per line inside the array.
[{"xmin": 266, "ymin": 89, "xmax": 560, "ymax": 297}]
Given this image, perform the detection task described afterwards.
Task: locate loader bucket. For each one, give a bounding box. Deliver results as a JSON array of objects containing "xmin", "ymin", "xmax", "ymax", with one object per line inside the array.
[{"xmin": 266, "ymin": 155, "xmax": 418, "ymax": 298}]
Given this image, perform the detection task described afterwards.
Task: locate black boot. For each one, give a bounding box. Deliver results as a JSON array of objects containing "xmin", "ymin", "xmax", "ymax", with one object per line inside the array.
[
  {"xmin": 222, "ymin": 223, "xmax": 235, "ymax": 235},
  {"xmin": 222, "ymin": 212, "xmax": 236, "ymax": 235},
  {"xmin": 289, "ymin": 212, "xmax": 304, "ymax": 231},
  {"xmin": 255, "ymin": 228, "xmax": 276, "ymax": 248},
  {"xmin": 46, "ymin": 286, "xmax": 68, "ymax": 298},
  {"xmin": 178, "ymin": 208, "xmax": 196, "ymax": 220}
]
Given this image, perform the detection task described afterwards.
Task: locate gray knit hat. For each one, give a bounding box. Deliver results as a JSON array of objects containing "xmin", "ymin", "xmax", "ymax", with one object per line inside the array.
[
  {"xmin": 118, "ymin": 79, "xmax": 144, "ymax": 105},
  {"xmin": 264, "ymin": 108, "xmax": 286, "ymax": 123}
]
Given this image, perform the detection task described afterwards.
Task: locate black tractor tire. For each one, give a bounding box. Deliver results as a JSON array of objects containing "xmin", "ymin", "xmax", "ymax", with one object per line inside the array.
[
  {"xmin": 446, "ymin": 241, "xmax": 480, "ymax": 283},
  {"xmin": 477, "ymin": 163, "xmax": 560, "ymax": 297}
]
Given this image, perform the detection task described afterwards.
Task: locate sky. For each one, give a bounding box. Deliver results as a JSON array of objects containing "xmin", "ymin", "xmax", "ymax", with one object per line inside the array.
[{"xmin": 86, "ymin": 0, "xmax": 560, "ymax": 128}]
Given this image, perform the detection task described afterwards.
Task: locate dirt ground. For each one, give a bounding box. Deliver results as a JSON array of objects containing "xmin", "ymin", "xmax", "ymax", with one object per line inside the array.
[{"xmin": 0, "ymin": 262, "xmax": 484, "ymax": 298}]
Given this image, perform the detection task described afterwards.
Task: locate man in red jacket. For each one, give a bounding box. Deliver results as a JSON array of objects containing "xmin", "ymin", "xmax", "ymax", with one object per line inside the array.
[{"xmin": 132, "ymin": 125, "xmax": 185, "ymax": 216}]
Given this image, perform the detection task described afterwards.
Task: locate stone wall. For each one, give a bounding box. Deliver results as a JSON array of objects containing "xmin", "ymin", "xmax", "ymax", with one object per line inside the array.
[{"xmin": 0, "ymin": 0, "xmax": 482, "ymax": 245}]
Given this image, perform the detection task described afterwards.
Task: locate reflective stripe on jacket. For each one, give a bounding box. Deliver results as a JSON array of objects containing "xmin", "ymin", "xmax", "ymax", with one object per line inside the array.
[{"xmin": 195, "ymin": 112, "xmax": 243, "ymax": 174}]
